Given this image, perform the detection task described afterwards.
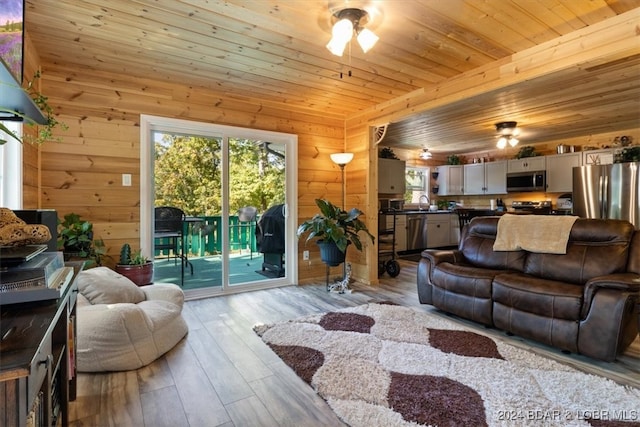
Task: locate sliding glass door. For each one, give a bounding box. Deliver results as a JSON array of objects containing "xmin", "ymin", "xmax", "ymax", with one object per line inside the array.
[{"xmin": 140, "ymin": 115, "xmax": 297, "ymax": 298}]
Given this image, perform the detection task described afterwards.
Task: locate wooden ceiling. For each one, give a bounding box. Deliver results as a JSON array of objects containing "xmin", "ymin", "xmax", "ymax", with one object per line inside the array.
[{"xmin": 26, "ymin": 0, "xmax": 640, "ymax": 153}]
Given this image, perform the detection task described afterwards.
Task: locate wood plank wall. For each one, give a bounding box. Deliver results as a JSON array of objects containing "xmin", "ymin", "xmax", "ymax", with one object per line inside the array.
[
  {"xmin": 34, "ymin": 64, "xmax": 345, "ymax": 281},
  {"xmin": 20, "ymin": 9, "xmax": 639, "ymax": 285}
]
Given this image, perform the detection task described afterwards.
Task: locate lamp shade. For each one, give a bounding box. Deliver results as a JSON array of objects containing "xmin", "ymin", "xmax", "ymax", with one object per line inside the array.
[
  {"xmin": 330, "ymin": 152, "xmax": 354, "ymax": 165},
  {"xmin": 326, "ymin": 19, "xmax": 354, "ymax": 56},
  {"xmin": 357, "ymin": 28, "xmax": 379, "ymax": 53}
]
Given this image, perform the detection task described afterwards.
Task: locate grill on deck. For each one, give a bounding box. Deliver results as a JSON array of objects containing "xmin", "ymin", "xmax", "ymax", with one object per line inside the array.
[{"xmin": 256, "ymin": 204, "xmax": 285, "ymax": 277}]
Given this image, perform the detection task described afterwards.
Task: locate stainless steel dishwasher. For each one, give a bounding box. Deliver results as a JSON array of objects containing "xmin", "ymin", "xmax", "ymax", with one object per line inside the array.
[{"xmin": 406, "ymin": 214, "xmax": 428, "ymax": 251}]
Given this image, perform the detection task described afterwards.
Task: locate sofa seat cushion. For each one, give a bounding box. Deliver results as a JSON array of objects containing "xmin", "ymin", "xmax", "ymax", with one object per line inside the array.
[
  {"xmin": 493, "ymin": 273, "xmax": 583, "ymax": 320},
  {"xmin": 430, "ymin": 262, "xmax": 508, "ymax": 325},
  {"xmin": 432, "ymin": 262, "xmax": 505, "ymax": 298}
]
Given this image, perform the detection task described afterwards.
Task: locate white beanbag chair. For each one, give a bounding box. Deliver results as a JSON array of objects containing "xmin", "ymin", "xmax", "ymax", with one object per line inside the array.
[{"xmin": 75, "ymin": 267, "xmax": 188, "ymax": 372}]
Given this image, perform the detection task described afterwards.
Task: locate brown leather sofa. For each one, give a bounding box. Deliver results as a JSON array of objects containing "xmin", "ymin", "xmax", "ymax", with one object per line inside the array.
[{"xmin": 417, "ymin": 217, "xmax": 640, "ymax": 361}]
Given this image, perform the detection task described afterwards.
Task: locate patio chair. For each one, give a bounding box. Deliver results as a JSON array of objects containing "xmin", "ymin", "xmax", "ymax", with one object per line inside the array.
[{"xmin": 154, "ymin": 206, "xmax": 193, "ymax": 285}]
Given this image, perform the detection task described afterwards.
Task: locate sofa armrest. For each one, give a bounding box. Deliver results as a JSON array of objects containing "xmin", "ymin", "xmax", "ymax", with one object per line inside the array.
[
  {"xmin": 417, "ymin": 249, "xmax": 462, "ymax": 304},
  {"xmin": 582, "ymin": 273, "xmax": 640, "ymax": 319},
  {"xmin": 578, "ymin": 288, "xmax": 639, "ymax": 361},
  {"xmin": 421, "ymin": 249, "xmax": 462, "ymax": 266}
]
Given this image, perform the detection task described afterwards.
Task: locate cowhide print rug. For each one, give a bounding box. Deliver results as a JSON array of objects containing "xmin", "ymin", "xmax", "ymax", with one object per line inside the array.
[{"xmin": 254, "ymin": 303, "xmax": 640, "ymax": 427}]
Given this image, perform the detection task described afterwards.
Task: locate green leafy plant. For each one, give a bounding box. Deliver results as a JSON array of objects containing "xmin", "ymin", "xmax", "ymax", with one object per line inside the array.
[
  {"xmin": 379, "ymin": 147, "xmax": 398, "ymax": 159},
  {"xmin": 297, "ymin": 199, "xmax": 375, "ymax": 253},
  {"xmin": 446, "ymin": 155, "xmax": 461, "ymax": 165},
  {"xmin": 57, "ymin": 213, "xmax": 106, "ymax": 265},
  {"xmin": 0, "ymin": 71, "xmax": 67, "ymax": 145},
  {"xmin": 514, "ymin": 145, "xmax": 539, "ymax": 159},
  {"xmin": 118, "ymin": 243, "xmax": 149, "ymax": 265},
  {"xmin": 616, "ymin": 145, "xmax": 640, "ymax": 163}
]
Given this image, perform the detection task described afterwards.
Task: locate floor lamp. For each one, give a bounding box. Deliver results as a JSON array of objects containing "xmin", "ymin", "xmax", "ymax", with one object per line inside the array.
[
  {"xmin": 330, "ymin": 152, "xmax": 354, "ymax": 285},
  {"xmin": 330, "ymin": 152, "xmax": 354, "ymax": 209}
]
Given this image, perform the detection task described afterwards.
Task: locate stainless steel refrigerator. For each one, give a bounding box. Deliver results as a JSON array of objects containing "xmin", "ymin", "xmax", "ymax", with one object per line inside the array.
[{"xmin": 572, "ymin": 162, "xmax": 639, "ymax": 229}]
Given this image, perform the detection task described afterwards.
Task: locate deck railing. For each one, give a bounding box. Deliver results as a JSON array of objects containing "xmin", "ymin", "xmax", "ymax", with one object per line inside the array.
[{"xmin": 154, "ymin": 215, "xmax": 257, "ymax": 258}]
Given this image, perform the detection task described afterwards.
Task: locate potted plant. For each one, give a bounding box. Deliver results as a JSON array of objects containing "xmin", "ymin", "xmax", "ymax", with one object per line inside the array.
[
  {"xmin": 514, "ymin": 145, "xmax": 539, "ymax": 159},
  {"xmin": 616, "ymin": 145, "xmax": 640, "ymax": 163},
  {"xmin": 446, "ymin": 154, "xmax": 462, "ymax": 165},
  {"xmin": 115, "ymin": 243, "xmax": 154, "ymax": 286},
  {"xmin": 57, "ymin": 213, "xmax": 106, "ymax": 265},
  {"xmin": 297, "ymin": 199, "xmax": 375, "ymax": 267}
]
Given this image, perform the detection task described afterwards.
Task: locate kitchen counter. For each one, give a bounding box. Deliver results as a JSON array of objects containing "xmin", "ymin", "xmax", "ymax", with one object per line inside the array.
[
  {"xmin": 381, "ymin": 209, "xmax": 454, "ymax": 215},
  {"xmin": 382, "ymin": 209, "xmax": 501, "ymax": 215},
  {"xmin": 401, "ymin": 209, "xmax": 452, "ymax": 214}
]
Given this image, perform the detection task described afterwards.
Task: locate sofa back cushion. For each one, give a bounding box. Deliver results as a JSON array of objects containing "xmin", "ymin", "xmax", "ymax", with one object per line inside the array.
[
  {"xmin": 460, "ymin": 217, "xmax": 527, "ymax": 271},
  {"xmin": 523, "ymin": 219, "xmax": 635, "ymax": 284}
]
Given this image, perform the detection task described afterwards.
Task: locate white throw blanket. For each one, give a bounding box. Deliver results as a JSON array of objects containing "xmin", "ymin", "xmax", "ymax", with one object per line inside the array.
[{"xmin": 493, "ymin": 214, "xmax": 579, "ymax": 254}]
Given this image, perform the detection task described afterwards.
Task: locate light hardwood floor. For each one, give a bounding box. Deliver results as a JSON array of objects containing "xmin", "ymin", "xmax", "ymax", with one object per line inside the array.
[{"xmin": 69, "ymin": 260, "xmax": 640, "ymax": 427}]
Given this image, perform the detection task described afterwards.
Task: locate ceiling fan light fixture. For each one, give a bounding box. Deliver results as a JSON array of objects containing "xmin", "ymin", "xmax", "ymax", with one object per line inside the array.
[
  {"xmin": 327, "ymin": 8, "xmax": 378, "ymax": 55},
  {"xmin": 419, "ymin": 148, "xmax": 432, "ymax": 160},
  {"xmin": 495, "ymin": 121, "xmax": 519, "ymax": 149}
]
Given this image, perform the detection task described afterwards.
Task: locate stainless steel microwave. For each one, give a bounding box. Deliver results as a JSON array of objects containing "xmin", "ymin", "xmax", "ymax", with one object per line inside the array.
[{"xmin": 506, "ymin": 171, "xmax": 546, "ymax": 192}]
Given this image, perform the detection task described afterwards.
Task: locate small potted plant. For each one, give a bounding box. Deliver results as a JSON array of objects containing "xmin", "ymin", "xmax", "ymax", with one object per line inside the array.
[
  {"xmin": 297, "ymin": 199, "xmax": 375, "ymax": 267},
  {"xmin": 115, "ymin": 243, "xmax": 153, "ymax": 286},
  {"xmin": 57, "ymin": 213, "xmax": 106, "ymax": 265}
]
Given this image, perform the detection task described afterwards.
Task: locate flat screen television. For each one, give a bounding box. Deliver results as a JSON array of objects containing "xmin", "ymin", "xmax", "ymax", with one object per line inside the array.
[{"xmin": 0, "ymin": 0, "xmax": 24, "ymax": 84}]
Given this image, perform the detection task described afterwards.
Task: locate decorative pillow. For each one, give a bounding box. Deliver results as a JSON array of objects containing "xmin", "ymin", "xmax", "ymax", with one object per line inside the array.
[{"xmin": 77, "ymin": 267, "xmax": 146, "ymax": 305}]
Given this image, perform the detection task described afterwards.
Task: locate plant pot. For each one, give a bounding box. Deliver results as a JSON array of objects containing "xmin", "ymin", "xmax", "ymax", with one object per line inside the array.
[
  {"xmin": 115, "ymin": 263, "xmax": 154, "ymax": 286},
  {"xmin": 317, "ymin": 240, "xmax": 347, "ymax": 267}
]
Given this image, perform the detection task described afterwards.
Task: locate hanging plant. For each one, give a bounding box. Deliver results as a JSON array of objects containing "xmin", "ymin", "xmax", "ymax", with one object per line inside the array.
[{"xmin": 0, "ymin": 71, "xmax": 67, "ymax": 145}]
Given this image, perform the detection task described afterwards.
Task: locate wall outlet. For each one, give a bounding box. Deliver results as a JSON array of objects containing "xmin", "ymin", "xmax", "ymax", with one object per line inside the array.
[
  {"xmin": 303, "ymin": 250, "xmax": 309, "ymax": 261},
  {"xmin": 122, "ymin": 173, "xmax": 132, "ymax": 186}
]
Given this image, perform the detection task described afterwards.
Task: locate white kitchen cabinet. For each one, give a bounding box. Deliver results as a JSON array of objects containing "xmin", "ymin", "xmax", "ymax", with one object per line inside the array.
[
  {"xmin": 435, "ymin": 165, "xmax": 464, "ymax": 196},
  {"xmin": 463, "ymin": 161, "xmax": 507, "ymax": 195},
  {"xmin": 378, "ymin": 158, "xmax": 406, "ymax": 194},
  {"xmin": 507, "ymin": 156, "xmax": 546, "ymax": 173},
  {"xmin": 582, "ymin": 148, "xmax": 614, "ymax": 165},
  {"xmin": 463, "ymin": 163, "xmax": 485, "ymax": 195},
  {"xmin": 546, "ymin": 153, "xmax": 582, "ymax": 193},
  {"xmin": 426, "ymin": 214, "xmax": 451, "ymax": 248}
]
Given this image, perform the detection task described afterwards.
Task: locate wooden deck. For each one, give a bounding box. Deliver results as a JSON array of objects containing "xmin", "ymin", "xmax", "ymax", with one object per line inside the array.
[
  {"xmin": 152, "ymin": 252, "xmax": 279, "ymax": 290},
  {"xmin": 69, "ymin": 260, "xmax": 639, "ymax": 426}
]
